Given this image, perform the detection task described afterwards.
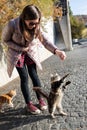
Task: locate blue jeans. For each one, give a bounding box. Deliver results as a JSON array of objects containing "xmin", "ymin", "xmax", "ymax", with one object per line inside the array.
[{"xmin": 16, "ymin": 63, "xmax": 42, "ymax": 104}]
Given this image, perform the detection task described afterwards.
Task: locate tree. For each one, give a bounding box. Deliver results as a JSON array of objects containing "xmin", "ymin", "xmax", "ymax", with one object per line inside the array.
[
  {"xmin": 82, "ymin": 28, "xmax": 87, "ymax": 38},
  {"xmin": 70, "ymin": 17, "xmax": 85, "ymax": 39},
  {"xmin": 69, "ymin": 4, "xmax": 85, "ymax": 39}
]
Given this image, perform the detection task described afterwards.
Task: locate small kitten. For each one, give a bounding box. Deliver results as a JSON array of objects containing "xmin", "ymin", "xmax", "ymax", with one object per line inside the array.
[
  {"xmin": 0, "ymin": 89, "xmax": 16, "ymax": 113},
  {"xmin": 33, "ymin": 73, "xmax": 71, "ymax": 118}
]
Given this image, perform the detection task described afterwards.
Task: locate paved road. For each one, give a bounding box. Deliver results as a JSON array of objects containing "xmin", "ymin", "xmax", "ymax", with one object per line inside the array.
[{"xmin": 0, "ymin": 44, "xmax": 87, "ymax": 130}]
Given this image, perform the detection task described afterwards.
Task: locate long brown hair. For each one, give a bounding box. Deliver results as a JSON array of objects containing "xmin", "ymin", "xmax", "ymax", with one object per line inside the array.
[{"xmin": 19, "ymin": 5, "xmax": 42, "ymax": 41}]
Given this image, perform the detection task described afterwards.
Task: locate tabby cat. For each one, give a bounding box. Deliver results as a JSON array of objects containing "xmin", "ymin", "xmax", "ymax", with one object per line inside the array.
[
  {"xmin": 33, "ymin": 73, "xmax": 71, "ymax": 118},
  {"xmin": 0, "ymin": 89, "xmax": 16, "ymax": 113}
]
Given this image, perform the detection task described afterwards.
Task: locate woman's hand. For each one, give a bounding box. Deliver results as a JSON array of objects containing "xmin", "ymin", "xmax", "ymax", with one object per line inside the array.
[{"xmin": 55, "ymin": 49, "xmax": 66, "ymax": 60}]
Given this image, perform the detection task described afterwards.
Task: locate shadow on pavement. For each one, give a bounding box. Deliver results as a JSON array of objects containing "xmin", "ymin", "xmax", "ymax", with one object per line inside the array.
[{"xmin": 0, "ymin": 107, "xmax": 50, "ymax": 130}]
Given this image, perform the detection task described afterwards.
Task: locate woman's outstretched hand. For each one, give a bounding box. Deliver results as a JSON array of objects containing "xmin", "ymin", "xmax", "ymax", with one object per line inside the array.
[{"xmin": 55, "ymin": 49, "xmax": 66, "ymax": 60}]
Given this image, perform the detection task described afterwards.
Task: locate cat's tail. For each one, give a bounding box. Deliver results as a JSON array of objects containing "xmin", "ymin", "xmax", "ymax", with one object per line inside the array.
[{"xmin": 33, "ymin": 87, "xmax": 49, "ymax": 99}]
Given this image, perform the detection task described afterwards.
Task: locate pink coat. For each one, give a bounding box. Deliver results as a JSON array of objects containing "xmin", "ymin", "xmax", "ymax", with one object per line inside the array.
[{"xmin": 2, "ymin": 17, "xmax": 57, "ymax": 77}]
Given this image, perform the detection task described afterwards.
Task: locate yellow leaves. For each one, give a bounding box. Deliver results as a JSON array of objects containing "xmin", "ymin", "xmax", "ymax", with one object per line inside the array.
[
  {"xmin": 0, "ymin": 0, "xmax": 54, "ymax": 25},
  {"xmin": 53, "ymin": 6, "xmax": 63, "ymax": 20},
  {"xmin": 82, "ymin": 28, "xmax": 87, "ymax": 38}
]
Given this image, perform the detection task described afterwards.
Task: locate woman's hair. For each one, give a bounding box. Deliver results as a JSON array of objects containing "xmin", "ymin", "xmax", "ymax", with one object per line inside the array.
[
  {"xmin": 19, "ymin": 5, "xmax": 42, "ymax": 42},
  {"xmin": 20, "ymin": 4, "xmax": 41, "ymax": 21}
]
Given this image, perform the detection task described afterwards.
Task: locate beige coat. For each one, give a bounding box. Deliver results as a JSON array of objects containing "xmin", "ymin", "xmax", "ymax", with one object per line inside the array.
[{"xmin": 2, "ymin": 17, "xmax": 57, "ymax": 77}]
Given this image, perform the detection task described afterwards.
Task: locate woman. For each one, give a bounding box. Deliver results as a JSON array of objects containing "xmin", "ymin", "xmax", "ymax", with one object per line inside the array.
[{"xmin": 2, "ymin": 5, "xmax": 66, "ymax": 114}]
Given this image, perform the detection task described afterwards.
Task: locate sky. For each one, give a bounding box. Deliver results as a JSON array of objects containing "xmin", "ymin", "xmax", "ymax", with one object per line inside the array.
[{"xmin": 69, "ymin": 0, "xmax": 87, "ymax": 15}]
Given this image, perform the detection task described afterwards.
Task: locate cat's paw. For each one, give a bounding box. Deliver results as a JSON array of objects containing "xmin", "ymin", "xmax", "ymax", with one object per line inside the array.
[
  {"xmin": 60, "ymin": 111, "xmax": 67, "ymax": 116},
  {"xmin": 9, "ymin": 103, "xmax": 14, "ymax": 108}
]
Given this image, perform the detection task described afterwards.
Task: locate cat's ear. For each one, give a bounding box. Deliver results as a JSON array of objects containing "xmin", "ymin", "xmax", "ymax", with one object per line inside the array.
[
  {"xmin": 50, "ymin": 74, "xmax": 53, "ymax": 77},
  {"xmin": 55, "ymin": 73, "xmax": 58, "ymax": 76},
  {"xmin": 13, "ymin": 89, "xmax": 17, "ymax": 94},
  {"xmin": 14, "ymin": 89, "xmax": 17, "ymax": 93},
  {"xmin": 55, "ymin": 73, "xmax": 60, "ymax": 77}
]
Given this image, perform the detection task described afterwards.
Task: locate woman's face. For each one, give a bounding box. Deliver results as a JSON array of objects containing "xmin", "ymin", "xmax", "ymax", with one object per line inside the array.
[{"xmin": 24, "ymin": 19, "xmax": 39, "ymax": 30}]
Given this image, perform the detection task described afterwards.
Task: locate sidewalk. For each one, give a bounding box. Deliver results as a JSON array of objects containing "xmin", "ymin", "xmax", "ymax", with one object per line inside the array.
[{"xmin": 0, "ymin": 43, "xmax": 87, "ymax": 130}]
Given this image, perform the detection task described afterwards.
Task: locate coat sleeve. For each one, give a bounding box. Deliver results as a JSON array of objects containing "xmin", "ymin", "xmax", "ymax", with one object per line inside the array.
[
  {"xmin": 41, "ymin": 32, "xmax": 58, "ymax": 54},
  {"xmin": 1, "ymin": 20, "xmax": 25, "ymax": 52}
]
